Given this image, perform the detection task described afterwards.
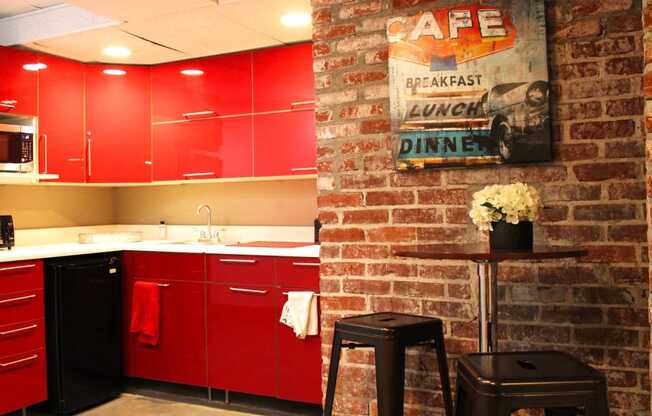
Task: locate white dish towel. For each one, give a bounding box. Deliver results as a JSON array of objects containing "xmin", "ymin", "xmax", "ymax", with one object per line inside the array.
[{"xmin": 280, "ymin": 291, "xmax": 319, "ymax": 339}]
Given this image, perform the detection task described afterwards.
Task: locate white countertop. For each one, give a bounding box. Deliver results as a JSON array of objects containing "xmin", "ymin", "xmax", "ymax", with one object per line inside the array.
[{"xmin": 0, "ymin": 241, "xmax": 320, "ymax": 263}]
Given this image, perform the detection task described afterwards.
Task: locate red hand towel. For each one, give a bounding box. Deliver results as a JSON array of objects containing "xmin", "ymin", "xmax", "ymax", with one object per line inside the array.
[{"xmin": 129, "ymin": 281, "xmax": 161, "ymax": 346}]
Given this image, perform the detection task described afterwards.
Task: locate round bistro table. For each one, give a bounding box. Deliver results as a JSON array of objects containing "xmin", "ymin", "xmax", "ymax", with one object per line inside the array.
[{"xmin": 395, "ymin": 245, "xmax": 588, "ymax": 352}]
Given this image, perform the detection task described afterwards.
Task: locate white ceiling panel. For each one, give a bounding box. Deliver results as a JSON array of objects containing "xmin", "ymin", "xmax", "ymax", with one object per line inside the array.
[
  {"xmin": 67, "ymin": 0, "xmax": 216, "ymax": 22},
  {"xmin": 120, "ymin": 5, "xmax": 281, "ymax": 62},
  {"xmin": 0, "ymin": 0, "xmax": 63, "ymax": 17},
  {"xmin": 27, "ymin": 26, "xmax": 186, "ymax": 64},
  {"xmin": 217, "ymin": 0, "xmax": 312, "ymax": 44}
]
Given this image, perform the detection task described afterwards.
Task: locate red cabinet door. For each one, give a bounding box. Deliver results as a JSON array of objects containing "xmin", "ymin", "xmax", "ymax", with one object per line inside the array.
[
  {"xmin": 152, "ymin": 115, "xmax": 252, "ymax": 181},
  {"xmin": 0, "ymin": 46, "xmax": 38, "ymax": 115},
  {"xmin": 151, "ymin": 52, "xmax": 252, "ymax": 123},
  {"xmin": 253, "ymin": 109, "xmax": 316, "ymax": 177},
  {"xmin": 85, "ymin": 65, "xmax": 151, "ymax": 183},
  {"xmin": 38, "ymin": 54, "xmax": 86, "ymax": 182},
  {"xmin": 123, "ymin": 277, "xmax": 206, "ymax": 387},
  {"xmin": 208, "ymin": 284, "xmax": 277, "ymax": 397},
  {"xmin": 277, "ymin": 289, "xmax": 322, "ymax": 404},
  {"xmin": 0, "ymin": 349, "xmax": 47, "ymax": 415},
  {"xmin": 253, "ymin": 43, "xmax": 315, "ymax": 113}
]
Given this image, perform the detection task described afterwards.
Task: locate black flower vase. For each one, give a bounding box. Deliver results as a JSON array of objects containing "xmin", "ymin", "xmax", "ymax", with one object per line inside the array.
[{"xmin": 490, "ymin": 221, "xmax": 533, "ymax": 251}]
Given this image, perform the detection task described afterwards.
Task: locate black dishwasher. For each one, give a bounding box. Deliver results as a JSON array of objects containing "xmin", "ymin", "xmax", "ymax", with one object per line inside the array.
[{"xmin": 43, "ymin": 254, "xmax": 123, "ymax": 415}]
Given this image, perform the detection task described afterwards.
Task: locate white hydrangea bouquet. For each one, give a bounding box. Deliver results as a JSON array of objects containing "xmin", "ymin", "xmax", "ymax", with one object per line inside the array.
[{"xmin": 469, "ymin": 183, "xmax": 543, "ymax": 232}]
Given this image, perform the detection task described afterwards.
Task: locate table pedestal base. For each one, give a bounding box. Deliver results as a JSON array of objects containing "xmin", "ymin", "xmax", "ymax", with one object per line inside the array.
[{"xmin": 477, "ymin": 261, "xmax": 498, "ymax": 353}]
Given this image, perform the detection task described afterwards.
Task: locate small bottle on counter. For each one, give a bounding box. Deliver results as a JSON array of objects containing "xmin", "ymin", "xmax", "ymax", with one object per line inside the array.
[
  {"xmin": 159, "ymin": 220, "xmax": 167, "ymax": 240},
  {"xmin": 314, "ymin": 218, "xmax": 321, "ymax": 244}
]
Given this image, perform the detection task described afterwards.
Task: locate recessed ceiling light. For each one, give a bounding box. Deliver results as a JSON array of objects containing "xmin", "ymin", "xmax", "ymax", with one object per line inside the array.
[
  {"xmin": 102, "ymin": 46, "xmax": 131, "ymax": 58},
  {"xmin": 23, "ymin": 63, "xmax": 47, "ymax": 71},
  {"xmin": 281, "ymin": 12, "xmax": 311, "ymax": 27},
  {"xmin": 180, "ymin": 69, "xmax": 204, "ymax": 76},
  {"xmin": 103, "ymin": 69, "xmax": 127, "ymax": 76}
]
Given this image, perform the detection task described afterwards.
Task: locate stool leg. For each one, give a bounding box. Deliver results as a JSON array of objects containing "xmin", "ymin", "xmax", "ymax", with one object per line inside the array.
[
  {"xmin": 375, "ymin": 340, "xmax": 405, "ymax": 416},
  {"xmin": 433, "ymin": 325, "xmax": 454, "ymax": 416},
  {"xmin": 323, "ymin": 332, "xmax": 344, "ymax": 416},
  {"xmin": 454, "ymin": 382, "xmax": 471, "ymax": 416}
]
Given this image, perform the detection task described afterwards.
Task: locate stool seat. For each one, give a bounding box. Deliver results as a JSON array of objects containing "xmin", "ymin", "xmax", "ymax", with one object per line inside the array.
[
  {"xmin": 336, "ymin": 312, "xmax": 444, "ymax": 342},
  {"xmin": 455, "ymin": 351, "xmax": 609, "ymax": 416},
  {"xmin": 325, "ymin": 312, "xmax": 453, "ymax": 416}
]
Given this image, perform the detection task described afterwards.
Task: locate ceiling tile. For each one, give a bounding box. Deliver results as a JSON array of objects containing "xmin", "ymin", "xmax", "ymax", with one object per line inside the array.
[{"xmin": 67, "ymin": 0, "xmax": 216, "ymax": 22}]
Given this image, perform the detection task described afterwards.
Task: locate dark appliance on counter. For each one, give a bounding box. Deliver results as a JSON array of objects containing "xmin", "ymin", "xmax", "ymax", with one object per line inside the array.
[
  {"xmin": 0, "ymin": 215, "xmax": 14, "ymax": 249},
  {"xmin": 0, "ymin": 123, "xmax": 34, "ymax": 173},
  {"xmin": 43, "ymin": 254, "xmax": 123, "ymax": 415}
]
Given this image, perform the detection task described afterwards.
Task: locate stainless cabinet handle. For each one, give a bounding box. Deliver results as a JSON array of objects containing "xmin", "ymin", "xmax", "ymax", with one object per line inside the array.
[
  {"xmin": 0, "ymin": 294, "xmax": 36, "ymax": 305},
  {"xmin": 0, "ymin": 324, "xmax": 37, "ymax": 337},
  {"xmin": 183, "ymin": 172, "xmax": 215, "ymax": 178},
  {"xmin": 157, "ymin": 283, "xmax": 171, "ymax": 287},
  {"xmin": 219, "ymin": 259, "xmax": 257, "ymax": 264},
  {"xmin": 292, "ymin": 262, "xmax": 319, "ymax": 267},
  {"xmin": 42, "ymin": 134, "xmax": 48, "ymax": 173},
  {"xmin": 229, "ymin": 287, "xmax": 268, "ymax": 295},
  {"xmin": 67, "ymin": 158, "xmax": 83, "ymax": 162},
  {"xmin": 183, "ymin": 110, "xmax": 216, "ymax": 118},
  {"xmin": 87, "ymin": 133, "xmax": 92, "ymax": 177},
  {"xmin": 291, "ymin": 167, "xmax": 317, "ymax": 172},
  {"xmin": 0, "ymin": 354, "xmax": 38, "ymax": 368},
  {"xmin": 0, "ymin": 264, "xmax": 36, "ymax": 273},
  {"xmin": 290, "ymin": 100, "xmax": 316, "ymax": 108},
  {"xmin": 0, "ymin": 100, "xmax": 17, "ymax": 109},
  {"xmin": 145, "ymin": 161, "xmax": 152, "ymax": 166}
]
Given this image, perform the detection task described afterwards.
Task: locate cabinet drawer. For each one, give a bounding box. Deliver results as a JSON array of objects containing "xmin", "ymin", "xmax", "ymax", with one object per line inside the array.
[
  {"xmin": 0, "ymin": 290, "xmax": 44, "ymax": 326},
  {"xmin": 276, "ymin": 258, "xmax": 319, "ymax": 289},
  {"xmin": 124, "ymin": 252, "xmax": 205, "ymax": 281},
  {"xmin": 0, "ymin": 319, "xmax": 44, "ymax": 358},
  {"xmin": 0, "ymin": 349, "xmax": 47, "ymax": 415},
  {"xmin": 207, "ymin": 255, "xmax": 275, "ymax": 285},
  {"xmin": 0, "ymin": 261, "xmax": 43, "ymax": 294}
]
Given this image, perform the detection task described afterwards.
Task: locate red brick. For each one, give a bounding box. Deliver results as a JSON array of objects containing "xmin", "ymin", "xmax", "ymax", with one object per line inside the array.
[
  {"xmin": 571, "ymin": 36, "xmax": 636, "ymax": 59},
  {"xmin": 391, "ymin": 0, "xmax": 433, "ymax": 8},
  {"xmin": 313, "ymin": 42, "xmax": 332, "ymax": 57},
  {"xmin": 607, "ymin": 308, "xmax": 648, "ymax": 326},
  {"xmin": 371, "ymin": 297, "xmax": 420, "ymax": 314},
  {"xmin": 605, "ymin": 56, "xmax": 644, "ymax": 75},
  {"xmin": 605, "ymin": 140, "xmax": 645, "ymax": 158},
  {"xmin": 544, "ymin": 224, "xmax": 603, "ymax": 242},
  {"xmin": 366, "ymin": 191, "xmax": 414, "ymax": 206},
  {"xmin": 552, "ymin": 19, "xmax": 603, "ymax": 39},
  {"xmin": 509, "ymin": 166, "xmax": 568, "ymax": 183},
  {"xmin": 573, "ymin": 204, "xmax": 637, "ymax": 221},
  {"xmin": 340, "ymin": 173, "xmax": 387, "ymax": 189},
  {"xmin": 363, "ymin": 154, "xmax": 393, "ymax": 171},
  {"xmin": 423, "ymin": 301, "xmax": 473, "ymax": 319},
  {"xmin": 339, "ymin": 0, "xmax": 383, "ymax": 19},
  {"xmin": 570, "ymin": 120, "xmax": 636, "ymax": 140},
  {"xmin": 581, "ymin": 245, "xmax": 637, "ymax": 263},
  {"xmin": 541, "ymin": 306, "xmax": 603, "ymax": 324},
  {"xmin": 321, "ymin": 295, "xmax": 367, "ymax": 311},
  {"xmin": 608, "ymin": 182, "xmax": 646, "ymax": 200},
  {"xmin": 572, "ymin": 0, "xmax": 633, "ymax": 17},
  {"xmin": 319, "ymin": 211, "xmax": 339, "ymax": 224},
  {"xmin": 342, "ymin": 244, "xmax": 389, "ymax": 259},
  {"xmin": 539, "ymin": 267, "xmax": 599, "ymax": 285},
  {"xmin": 556, "ymin": 62, "xmax": 600, "ymax": 80},
  {"xmin": 321, "ymin": 262, "xmax": 365, "ymax": 276},
  {"xmin": 320, "ymin": 227, "xmax": 365, "ymax": 242},
  {"xmin": 445, "ymin": 207, "xmax": 471, "ymax": 224},
  {"xmin": 566, "ymin": 78, "xmax": 631, "ymax": 99},
  {"xmin": 314, "ymin": 24, "xmax": 356, "ymax": 40},
  {"xmin": 573, "ymin": 162, "xmax": 639, "ymax": 181},
  {"xmin": 342, "ymin": 209, "xmax": 389, "ymax": 224},
  {"xmin": 342, "ymin": 71, "xmax": 387, "ymax": 86},
  {"xmin": 393, "ymin": 281, "xmax": 444, "ymax": 298},
  {"xmin": 606, "ymin": 14, "xmax": 642, "ymax": 33},
  {"xmin": 418, "ymin": 189, "xmax": 466, "ymax": 205},
  {"xmin": 318, "ymin": 192, "xmax": 363, "ymax": 207},
  {"xmin": 367, "ymin": 226, "xmax": 416, "ymax": 242},
  {"xmin": 574, "ymin": 328, "xmax": 638, "ymax": 347},
  {"xmin": 359, "ymin": 119, "xmax": 391, "ymax": 134},
  {"xmin": 606, "ymin": 97, "xmax": 644, "ymax": 117},
  {"xmin": 540, "ymin": 205, "xmax": 569, "ymax": 222},
  {"xmin": 312, "ymin": 8, "xmax": 332, "ymax": 25},
  {"xmin": 343, "ymin": 278, "xmax": 390, "ymax": 295},
  {"xmin": 392, "ymin": 208, "xmax": 442, "ymax": 224},
  {"xmin": 367, "ymin": 262, "xmax": 417, "ymax": 278},
  {"xmin": 416, "ymin": 227, "xmax": 467, "ymax": 242},
  {"xmin": 608, "ymin": 224, "xmax": 647, "ymax": 242},
  {"xmin": 390, "ymin": 171, "xmax": 442, "ymax": 187},
  {"xmin": 313, "ymin": 55, "xmax": 356, "ymax": 72}
]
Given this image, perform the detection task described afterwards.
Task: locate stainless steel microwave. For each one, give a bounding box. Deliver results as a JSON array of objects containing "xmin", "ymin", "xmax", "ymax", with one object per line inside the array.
[{"xmin": 0, "ymin": 123, "xmax": 34, "ymax": 173}]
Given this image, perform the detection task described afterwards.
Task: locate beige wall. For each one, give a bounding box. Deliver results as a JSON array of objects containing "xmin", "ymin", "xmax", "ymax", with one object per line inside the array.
[
  {"xmin": 114, "ymin": 179, "xmax": 318, "ymax": 226},
  {"xmin": 1, "ymin": 179, "xmax": 317, "ymax": 229},
  {"xmin": 0, "ymin": 185, "xmax": 115, "ymax": 229}
]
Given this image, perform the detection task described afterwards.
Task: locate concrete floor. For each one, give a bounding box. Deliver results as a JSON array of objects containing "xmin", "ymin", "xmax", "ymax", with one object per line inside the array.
[{"xmin": 79, "ymin": 394, "xmax": 256, "ymax": 416}]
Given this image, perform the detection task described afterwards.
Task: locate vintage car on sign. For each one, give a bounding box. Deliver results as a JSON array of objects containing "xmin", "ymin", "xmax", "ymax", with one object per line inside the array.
[{"xmin": 483, "ymin": 81, "xmax": 550, "ymax": 161}]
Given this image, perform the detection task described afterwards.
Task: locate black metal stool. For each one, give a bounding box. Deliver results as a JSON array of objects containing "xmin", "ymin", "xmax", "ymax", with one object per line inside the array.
[
  {"xmin": 455, "ymin": 351, "xmax": 609, "ymax": 416},
  {"xmin": 323, "ymin": 312, "xmax": 454, "ymax": 416}
]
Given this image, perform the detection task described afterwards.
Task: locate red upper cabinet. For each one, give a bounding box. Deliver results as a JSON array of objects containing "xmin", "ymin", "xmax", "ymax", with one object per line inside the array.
[
  {"xmin": 0, "ymin": 47, "xmax": 38, "ymax": 115},
  {"xmin": 253, "ymin": 43, "xmax": 315, "ymax": 113},
  {"xmin": 253, "ymin": 109, "xmax": 316, "ymax": 177},
  {"xmin": 152, "ymin": 115, "xmax": 252, "ymax": 181},
  {"xmin": 151, "ymin": 53, "xmax": 252, "ymax": 123},
  {"xmin": 85, "ymin": 65, "xmax": 151, "ymax": 183},
  {"xmin": 38, "ymin": 54, "xmax": 86, "ymax": 182}
]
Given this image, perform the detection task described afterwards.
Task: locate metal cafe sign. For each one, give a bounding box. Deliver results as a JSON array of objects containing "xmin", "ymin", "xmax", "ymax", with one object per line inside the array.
[{"xmin": 388, "ymin": 0, "xmax": 552, "ymax": 169}]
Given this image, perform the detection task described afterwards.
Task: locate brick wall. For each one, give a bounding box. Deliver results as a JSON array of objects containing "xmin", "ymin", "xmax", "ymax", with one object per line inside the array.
[
  {"xmin": 313, "ymin": 0, "xmax": 650, "ymax": 414},
  {"xmin": 644, "ymin": 1, "xmax": 652, "ymax": 415}
]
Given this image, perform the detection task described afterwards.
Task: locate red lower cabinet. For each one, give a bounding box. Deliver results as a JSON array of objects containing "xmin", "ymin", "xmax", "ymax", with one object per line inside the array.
[
  {"xmin": 208, "ymin": 284, "xmax": 278, "ymax": 397},
  {"xmin": 124, "ymin": 277, "xmax": 206, "ymax": 387},
  {"xmin": 0, "ymin": 349, "xmax": 47, "ymax": 414},
  {"xmin": 0, "ymin": 260, "xmax": 47, "ymax": 414}
]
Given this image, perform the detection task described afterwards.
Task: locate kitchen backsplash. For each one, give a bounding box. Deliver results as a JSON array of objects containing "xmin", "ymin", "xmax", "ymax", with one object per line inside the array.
[{"xmin": 3, "ymin": 179, "xmax": 317, "ymax": 229}]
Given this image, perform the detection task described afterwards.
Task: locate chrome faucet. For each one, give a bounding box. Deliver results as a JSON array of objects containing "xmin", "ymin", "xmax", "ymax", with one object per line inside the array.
[{"xmin": 196, "ymin": 204, "xmax": 215, "ymax": 242}]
